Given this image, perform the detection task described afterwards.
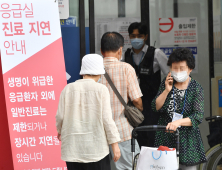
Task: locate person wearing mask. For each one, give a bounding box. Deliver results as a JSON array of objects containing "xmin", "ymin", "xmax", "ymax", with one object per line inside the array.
[
  {"xmin": 100, "ymin": 32, "xmax": 143, "ymax": 170},
  {"xmin": 152, "ymin": 48, "xmax": 207, "ymax": 170},
  {"xmin": 122, "ymin": 22, "xmax": 169, "ymax": 148},
  {"xmin": 56, "ymin": 54, "xmax": 121, "ymax": 170}
]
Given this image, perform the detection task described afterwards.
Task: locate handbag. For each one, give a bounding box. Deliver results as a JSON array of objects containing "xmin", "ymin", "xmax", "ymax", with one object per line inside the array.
[
  {"xmin": 104, "ymin": 71, "xmax": 144, "ymax": 127},
  {"xmin": 136, "ymin": 146, "xmax": 178, "ymax": 170}
]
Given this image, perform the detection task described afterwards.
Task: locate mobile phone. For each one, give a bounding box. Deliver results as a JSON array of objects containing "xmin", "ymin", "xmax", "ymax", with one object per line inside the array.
[{"xmin": 169, "ymin": 76, "xmax": 173, "ymax": 85}]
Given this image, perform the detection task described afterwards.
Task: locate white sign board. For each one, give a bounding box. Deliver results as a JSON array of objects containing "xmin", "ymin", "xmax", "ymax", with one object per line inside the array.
[
  {"xmin": 58, "ymin": 0, "xmax": 69, "ymax": 19},
  {"xmin": 0, "ymin": 0, "xmax": 67, "ymax": 169},
  {"xmin": 159, "ymin": 18, "xmax": 198, "ymax": 46},
  {"xmin": 95, "ymin": 18, "xmax": 140, "ymax": 55}
]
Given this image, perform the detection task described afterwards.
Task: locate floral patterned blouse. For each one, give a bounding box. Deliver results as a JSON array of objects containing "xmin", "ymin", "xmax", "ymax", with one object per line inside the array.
[{"xmin": 151, "ymin": 77, "xmax": 207, "ymax": 166}]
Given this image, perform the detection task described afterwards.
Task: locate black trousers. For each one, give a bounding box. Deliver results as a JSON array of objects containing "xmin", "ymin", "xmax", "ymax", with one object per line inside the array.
[
  {"xmin": 137, "ymin": 99, "xmax": 160, "ymax": 148},
  {"xmin": 66, "ymin": 154, "xmax": 111, "ymax": 170}
]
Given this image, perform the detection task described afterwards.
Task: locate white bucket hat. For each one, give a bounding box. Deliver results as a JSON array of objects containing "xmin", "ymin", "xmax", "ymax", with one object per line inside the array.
[{"xmin": 80, "ymin": 54, "xmax": 105, "ymax": 75}]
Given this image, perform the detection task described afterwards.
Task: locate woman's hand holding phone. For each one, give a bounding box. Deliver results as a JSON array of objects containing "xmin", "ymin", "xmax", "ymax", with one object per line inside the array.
[{"xmin": 165, "ymin": 72, "xmax": 173, "ymax": 92}]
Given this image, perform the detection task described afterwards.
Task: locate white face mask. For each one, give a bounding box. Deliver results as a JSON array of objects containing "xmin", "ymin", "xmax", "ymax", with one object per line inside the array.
[{"xmin": 171, "ymin": 71, "xmax": 189, "ymax": 82}]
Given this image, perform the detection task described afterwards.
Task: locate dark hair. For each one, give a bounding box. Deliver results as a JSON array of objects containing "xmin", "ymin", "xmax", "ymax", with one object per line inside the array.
[
  {"xmin": 167, "ymin": 48, "xmax": 195, "ymax": 69},
  {"xmin": 101, "ymin": 32, "xmax": 124, "ymax": 53},
  {"xmin": 117, "ymin": 32, "xmax": 124, "ymax": 47},
  {"xmin": 128, "ymin": 22, "xmax": 148, "ymax": 35}
]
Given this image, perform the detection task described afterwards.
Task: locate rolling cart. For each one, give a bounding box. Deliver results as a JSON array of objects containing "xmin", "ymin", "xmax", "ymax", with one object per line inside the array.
[{"xmin": 131, "ymin": 125, "xmax": 181, "ymax": 170}]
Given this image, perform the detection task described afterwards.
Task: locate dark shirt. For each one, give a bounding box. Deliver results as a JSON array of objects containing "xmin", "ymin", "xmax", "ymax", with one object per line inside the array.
[{"xmin": 152, "ymin": 77, "xmax": 207, "ymax": 166}]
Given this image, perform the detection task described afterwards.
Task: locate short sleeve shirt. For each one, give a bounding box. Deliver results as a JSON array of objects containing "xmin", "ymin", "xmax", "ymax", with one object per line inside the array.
[{"xmin": 101, "ymin": 57, "xmax": 143, "ymax": 142}]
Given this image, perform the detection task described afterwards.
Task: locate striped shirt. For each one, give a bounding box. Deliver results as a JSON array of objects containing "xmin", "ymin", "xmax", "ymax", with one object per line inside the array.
[{"xmin": 101, "ymin": 57, "xmax": 143, "ymax": 142}]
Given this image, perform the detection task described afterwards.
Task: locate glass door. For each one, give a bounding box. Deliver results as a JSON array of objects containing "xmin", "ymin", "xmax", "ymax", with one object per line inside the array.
[
  {"xmin": 212, "ymin": 0, "xmax": 222, "ymax": 117},
  {"xmin": 149, "ymin": 0, "xmax": 211, "ymax": 152}
]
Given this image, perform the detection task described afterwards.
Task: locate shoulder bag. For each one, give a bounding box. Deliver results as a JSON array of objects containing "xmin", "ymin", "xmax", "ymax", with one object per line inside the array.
[{"xmin": 104, "ymin": 72, "xmax": 144, "ymax": 127}]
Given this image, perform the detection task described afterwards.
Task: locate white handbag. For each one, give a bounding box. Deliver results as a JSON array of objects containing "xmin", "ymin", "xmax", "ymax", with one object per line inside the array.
[{"xmin": 136, "ymin": 146, "xmax": 178, "ymax": 170}]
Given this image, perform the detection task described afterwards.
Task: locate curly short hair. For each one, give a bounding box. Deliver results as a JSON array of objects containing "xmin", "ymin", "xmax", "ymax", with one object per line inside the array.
[{"xmin": 167, "ymin": 48, "xmax": 195, "ymax": 69}]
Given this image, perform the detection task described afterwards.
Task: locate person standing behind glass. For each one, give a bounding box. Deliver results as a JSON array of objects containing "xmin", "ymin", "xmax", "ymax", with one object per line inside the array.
[
  {"xmin": 122, "ymin": 22, "xmax": 169, "ymax": 148},
  {"xmin": 152, "ymin": 48, "xmax": 207, "ymax": 170}
]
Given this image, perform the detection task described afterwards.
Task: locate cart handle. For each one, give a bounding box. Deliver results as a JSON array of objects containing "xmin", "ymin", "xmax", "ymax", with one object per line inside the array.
[
  {"xmin": 205, "ymin": 116, "xmax": 222, "ymax": 121},
  {"xmin": 131, "ymin": 125, "xmax": 179, "ymax": 157}
]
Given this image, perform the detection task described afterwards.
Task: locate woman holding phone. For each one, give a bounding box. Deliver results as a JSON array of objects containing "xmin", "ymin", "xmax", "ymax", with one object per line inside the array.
[{"xmin": 151, "ymin": 48, "xmax": 206, "ymax": 170}]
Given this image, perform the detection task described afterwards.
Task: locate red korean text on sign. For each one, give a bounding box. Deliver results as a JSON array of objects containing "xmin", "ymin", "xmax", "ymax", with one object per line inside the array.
[
  {"xmin": 3, "ymin": 22, "xmax": 25, "ymax": 36},
  {"xmin": 29, "ymin": 21, "xmax": 51, "ymax": 36},
  {"xmin": 4, "ymin": 40, "xmax": 26, "ymax": 55},
  {"xmin": 0, "ymin": 3, "xmax": 34, "ymax": 19}
]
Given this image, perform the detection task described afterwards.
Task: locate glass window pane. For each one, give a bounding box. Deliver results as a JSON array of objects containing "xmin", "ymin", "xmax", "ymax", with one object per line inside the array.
[
  {"xmin": 212, "ymin": 0, "xmax": 222, "ymax": 121},
  {"xmin": 85, "ymin": 0, "xmax": 89, "ymax": 27},
  {"xmin": 85, "ymin": 0, "xmax": 90, "ymax": 54},
  {"xmin": 69, "ymin": 0, "xmax": 79, "ymax": 26},
  {"xmin": 94, "ymin": 0, "xmax": 141, "ymax": 54}
]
